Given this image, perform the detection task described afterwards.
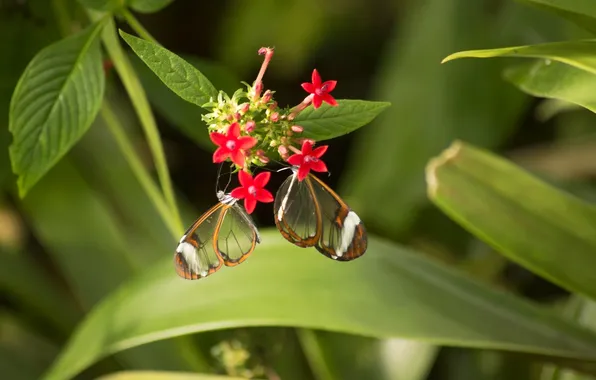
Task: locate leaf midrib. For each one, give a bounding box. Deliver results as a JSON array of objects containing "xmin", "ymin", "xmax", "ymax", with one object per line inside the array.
[{"xmin": 12, "ymin": 18, "xmax": 107, "ymax": 175}]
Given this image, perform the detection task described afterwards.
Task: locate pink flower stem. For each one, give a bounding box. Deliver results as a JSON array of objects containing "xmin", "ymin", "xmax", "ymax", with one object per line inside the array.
[
  {"xmin": 288, "ymin": 94, "xmax": 314, "ymax": 120},
  {"xmin": 253, "ymin": 48, "xmax": 274, "ymax": 100}
]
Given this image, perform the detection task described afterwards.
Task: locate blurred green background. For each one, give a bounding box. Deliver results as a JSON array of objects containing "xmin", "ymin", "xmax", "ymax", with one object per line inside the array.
[{"xmin": 3, "ymin": 0, "xmax": 596, "ymax": 379}]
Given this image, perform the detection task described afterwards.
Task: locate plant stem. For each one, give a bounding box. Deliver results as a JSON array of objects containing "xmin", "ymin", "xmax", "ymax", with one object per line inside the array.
[
  {"xmin": 121, "ymin": 8, "xmax": 159, "ymax": 44},
  {"xmin": 96, "ymin": 15, "xmax": 183, "ymax": 233},
  {"xmin": 297, "ymin": 329, "xmax": 337, "ymax": 380},
  {"xmin": 100, "ymin": 103, "xmax": 181, "ymax": 239},
  {"xmin": 51, "ymin": 0, "xmax": 71, "ymax": 36}
]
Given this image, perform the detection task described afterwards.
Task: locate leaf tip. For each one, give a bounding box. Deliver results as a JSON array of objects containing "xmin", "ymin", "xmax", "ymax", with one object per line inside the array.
[
  {"xmin": 425, "ymin": 140, "xmax": 463, "ymax": 198},
  {"xmin": 441, "ymin": 53, "xmax": 459, "ymax": 64}
]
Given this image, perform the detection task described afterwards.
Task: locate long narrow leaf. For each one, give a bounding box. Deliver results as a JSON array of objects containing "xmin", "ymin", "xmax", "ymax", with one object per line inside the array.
[
  {"xmin": 427, "ymin": 141, "xmax": 596, "ymax": 301},
  {"xmin": 44, "ymin": 232, "xmax": 596, "ymax": 380}
]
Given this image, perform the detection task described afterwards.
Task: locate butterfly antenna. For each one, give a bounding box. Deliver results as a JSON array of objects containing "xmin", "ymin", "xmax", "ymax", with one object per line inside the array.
[{"xmin": 222, "ymin": 163, "xmax": 234, "ymax": 193}]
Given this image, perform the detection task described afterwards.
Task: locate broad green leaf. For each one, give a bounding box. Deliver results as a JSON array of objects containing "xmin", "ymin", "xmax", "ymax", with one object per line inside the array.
[
  {"xmin": 133, "ymin": 54, "xmax": 240, "ymax": 150},
  {"xmin": 9, "ymin": 20, "xmax": 106, "ymax": 197},
  {"xmin": 98, "ymin": 371, "xmax": 250, "ymax": 380},
  {"xmin": 342, "ymin": 0, "xmax": 528, "ymax": 237},
  {"xmin": 128, "ymin": 0, "xmax": 173, "ymax": 13},
  {"xmin": 45, "ymin": 232, "xmax": 596, "ymax": 380},
  {"xmin": 294, "ymin": 100, "xmax": 390, "ymax": 142},
  {"xmin": 518, "ymin": 0, "xmax": 596, "ymax": 34},
  {"xmin": 504, "ymin": 60, "xmax": 596, "ymax": 114},
  {"xmin": 442, "ymin": 40, "xmax": 596, "ymax": 75},
  {"xmin": 0, "ymin": 0, "xmax": 60, "ymax": 188},
  {"xmin": 119, "ymin": 30, "xmax": 218, "ymax": 108},
  {"xmin": 426, "ymin": 141, "xmax": 596, "ymax": 302},
  {"xmin": 77, "ymin": 0, "xmax": 122, "ymax": 11}
]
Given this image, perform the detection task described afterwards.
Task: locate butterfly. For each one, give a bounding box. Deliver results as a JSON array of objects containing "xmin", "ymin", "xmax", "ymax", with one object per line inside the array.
[
  {"xmin": 274, "ymin": 168, "xmax": 367, "ymax": 261},
  {"xmin": 175, "ymin": 190, "xmax": 261, "ymax": 280}
]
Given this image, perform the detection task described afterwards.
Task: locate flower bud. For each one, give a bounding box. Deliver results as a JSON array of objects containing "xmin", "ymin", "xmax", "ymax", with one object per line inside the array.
[
  {"xmin": 226, "ymin": 114, "xmax": 234, "ymax": 122},
  {"xmin": 258, "ymin": 155, "xmax": 270, "ymax": 164},
  {"xmin": 245, "ymin": 120, "xmax": 256, "ymax": 133},
  {"xmin": 269, "ymin": 140, "xmax": 278, "ymax": 147},
  {"xmin": 278, "ymin": 145, "xmax": 289, "ymax": 160},
  {"xmin": 291, "ymin": 125, "xmax": 303, "ymax": 133},
  {"xmin": 270, "ymin": 112, "xmax": 280, "ymax": 122},
  {"xmin": 261, "ymin": 90, "xmax": 273, "ymax": 103},
  {"xmin": 239, "ymin": 103, "xmax": 250, "ymax": 114},
  {"xmin": 234, "ymin": 112, "xmax": 241, "ymax": 121}
]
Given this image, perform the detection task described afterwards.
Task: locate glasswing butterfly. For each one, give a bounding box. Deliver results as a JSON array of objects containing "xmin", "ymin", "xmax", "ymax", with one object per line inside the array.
[
  {"xmin": 274, "ymin": 168, "xmax": 367, "ymax": 261},
  {"xmin": 175, "ymin": 173, "xmax": 261, "ymax": 280}
]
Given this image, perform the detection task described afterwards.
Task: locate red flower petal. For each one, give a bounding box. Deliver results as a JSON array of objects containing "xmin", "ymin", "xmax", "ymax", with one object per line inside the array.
[
  {"xmin": 209, "ymin": 132, "xmax": 228, "ymax": 146},
  {"xmin": 230, "ymin": 187, "xmax": 247, "ymax": 199},
  {"xmin": 312, "ymin": 95, "xmax": 323, "ymax": 109},
  {"xmin": 244, "ymin": 197, "xmax": 257, "ymax": 214},
  {"xmin": 297, "ymin": 164, "xmax": 310, "ymax": 181},
  {"xmin": 311, "ymin": 145, "xmax": 328, "ymax": 158},
  {"xmin": 310, "ymin": 160, "xmax": 328, "ymax": 173},
  {"xmin": 301, "ymin": 82, "xmax": 315, "ymax": 93},
  {"xmin": 230, "ymin": 150, "xmax": 245, "ymax": 167},
  {"xmin": 287, "ymin": 153, "xmax": 303, "ymax": 166},
  {"xmin": 255, "ymin": 188, "xmax": 274, "ymax": 203},
  {"xmin": 253, "ymin": 172, "xmax": 271, "ymax": 188},
  {"xmin": 238, "ymin": 170, "xmax": 253, "ymax": 188},
  {"xmin": 321, "ymin": 80, "xmax": 337, "ymax": 92},
  {"xmin": 237, "ymin": 136, "xmax": 257, "ymax": 150},
  {"xmin": 301, "ymin": 140, "xmax": 314, "ymax": 155},
  {"xmin": 227, "ymin": 122, "xmax": 241, "ymax": 138},
  {"xmin": 320, "ymin": 93, "xmax": 337, "ymax": 106},
  {"xmin": 213, "ymin": 147, "xmax": 230, "ymax": 163},
  {"xmin": 311, "ymin": 69, "xmax": 321, "ymax": 87}
]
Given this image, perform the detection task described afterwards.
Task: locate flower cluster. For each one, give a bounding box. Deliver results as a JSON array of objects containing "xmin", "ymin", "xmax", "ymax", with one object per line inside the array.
[{"xmin": 203, "ymin": 48, "xmax": 337, "ymax": 213}]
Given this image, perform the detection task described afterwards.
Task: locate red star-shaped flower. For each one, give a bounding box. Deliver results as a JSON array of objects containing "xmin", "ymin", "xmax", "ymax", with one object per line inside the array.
[
  {"xmin": 210, "ymin": 122, "xmax": 257, "ymax": 167},
  {"xmin": 301, "ymin": 69, "xmax": 338, "ymax": 109},
  {"xmin": 230, "ymin": 171, "xmax": 274, "ymax": 214},
  {"xmin": 287, "ymin": 141, "xmax": 328, "ymax": 181}
]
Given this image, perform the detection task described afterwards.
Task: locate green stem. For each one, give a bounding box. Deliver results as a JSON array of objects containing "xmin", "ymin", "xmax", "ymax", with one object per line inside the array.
[
  {"xmin": 297, "ymin": 329, "xmax": 337, "ymax": 380},
  {"xmin": 100, "ymin": 103, "xmax": 180, "ymax": 238},
  {"xmin": 94, "ymin": 15, "xmax": 183, "ymax": 233},
  {"xmin": 51, "ymin": 0, "xmax": 71, "ymax": 36},
  {"xmin": 121, "ymin": 8, "xmax": 159, "ymax": 44}
]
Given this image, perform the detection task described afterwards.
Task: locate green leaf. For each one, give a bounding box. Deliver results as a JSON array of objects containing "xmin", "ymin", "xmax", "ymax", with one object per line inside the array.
[
  {"xmin": 9, "ymin": 20, "xmax": 106, "ymax": 197},
  {"xmin": 133, "ymin": 54, "xmax": 240, "ymax": 150},
  {"xmin": 76, "ymin": 0, "xmax": 122, "ymax": 11},
  {"xmin": 442, "ymin": 40, "xmax": 596, "ymax": 75},
  {"xmin": 127, "ymin": 0, "xmax": 173, "ymax": 13},
  {"xmin": 294, "ymin": 100, "xmax": 390, "ymax": 141},
  {"xmin": 98, "ymin": 371, "xmax": 251, "ymax": 380},
  {"xmin": 518, "ymin": 0, "xmax": 596, "ymax": 34},
  {"xmin": 426, "ymin": 141, "xmax": 596, "ymax": 302},
  {"xmin": 504, "ymin": 60, "xmax": 596, "ymax": 114},
  {"xmin": 45, "ymin": 232, "xmax": 596, "ymax": 380},
  {"xmin": 119, "ymin": 30, "xmax": 218, "ymax": 108}
]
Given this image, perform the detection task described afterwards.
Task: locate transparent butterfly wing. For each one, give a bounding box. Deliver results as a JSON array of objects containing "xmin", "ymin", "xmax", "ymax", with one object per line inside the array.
[
  {"xmin": 174, "ymin": 203, "xmax": 226, "ymax": 280},
  {"xmin": 274, "ymin": 172, "xmax": 320, "ymax": 247},
  {"xmin": 308, "ymin": 174, "xmax": 368, "ymax": 261},
  {"xmin": 216, "ymin": 203, "xmax": 260, "ymax": 266}
]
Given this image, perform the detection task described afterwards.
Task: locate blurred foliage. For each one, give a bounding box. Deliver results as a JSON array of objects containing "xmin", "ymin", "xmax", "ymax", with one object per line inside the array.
[{"xmin": 4, "ymin": 0, "xmax": 596, "ymax": 379}]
